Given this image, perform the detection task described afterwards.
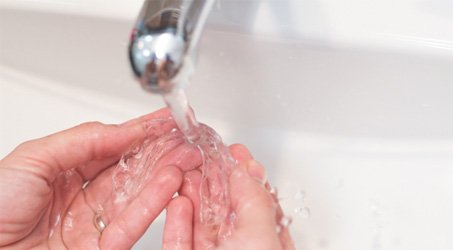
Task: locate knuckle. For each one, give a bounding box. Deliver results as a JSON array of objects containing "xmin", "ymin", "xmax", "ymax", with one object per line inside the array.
[
  {"xmin": 15, "ymin": 139, "xmax": 39, "ymax": 152},
  {"xmin": 76, "ymin": 121, "xmax": 106, "ymax": 130}
]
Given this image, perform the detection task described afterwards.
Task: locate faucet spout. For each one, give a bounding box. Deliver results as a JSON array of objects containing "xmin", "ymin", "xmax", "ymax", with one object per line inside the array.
[{"xmin": 129, "ymin": 0, "xmax": 215, "ymax": 93}]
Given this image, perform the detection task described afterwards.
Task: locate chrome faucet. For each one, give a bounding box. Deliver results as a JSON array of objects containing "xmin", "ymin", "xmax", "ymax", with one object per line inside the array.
[{"xmin": 129, "ymin": 0, "xmax": 214, "ymax": 93}]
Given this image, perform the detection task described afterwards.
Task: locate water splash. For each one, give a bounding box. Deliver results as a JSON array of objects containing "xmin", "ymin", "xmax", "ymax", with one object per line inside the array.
[
  {"xmin": 276, "ymin": 216, "xmax": 293, "ymax": 234},
  {"xmin": 294, "ymin": 207, "xmax": 311, "ymax": 218},
  {"xmin": 63, "ymin": 212, "xmax": 75, "ymax": 232},
  {"xmin": 273, "ymin": 185, "xmax": 310, "ymax": 234},
  {"xmin": 164, "ymin": 88, "xmax": 236, "ymax": 236},
  {"xmin": 280, "ymin": 216, "xmax": 293, "ymax": 228},
  {"xmin": 294, "ymin": 189, "xmax": 306, "ymax": 200},
  {"xmin": 91, "ymin": 96, "xmax": 236, "ymax": 240}
]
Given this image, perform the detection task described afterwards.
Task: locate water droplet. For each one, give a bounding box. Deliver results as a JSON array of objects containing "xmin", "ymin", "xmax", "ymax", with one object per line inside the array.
[
  {"xmin": 280, "ymin": 216, "xmax": 293, "ymax": 227},
  {"xmin": 134, "ymin": 151, "xmax": 143, "ymax": 159},
  {"xmin": 294, "ymin": 207, "xmax": 311, "ymax": 218},
  {"xmin": 293, "ymin": 189, "xmax": 306, "ymax": 200},
  {"xmin": 63, "ymin": 212, "xmax": 75, "ymax": 231},
  {"xmin": 48, "ymin": 213, "xmax": 61, "ymax": 238},
  {"xmin": 269, "ymin": 186, "xmax": 278, "ymax": 196}
]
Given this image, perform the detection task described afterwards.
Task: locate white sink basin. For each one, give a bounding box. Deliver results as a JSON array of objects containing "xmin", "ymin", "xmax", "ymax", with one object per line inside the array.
[{"xmin": 1, "ymin": 1, "xmax": 453, "ymax": 249}]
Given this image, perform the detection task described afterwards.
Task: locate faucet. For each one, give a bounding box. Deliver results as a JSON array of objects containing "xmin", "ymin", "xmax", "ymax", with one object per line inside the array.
[{"xmin": 129, "ymin": 0, "xmax": 215, "ymax": 94}]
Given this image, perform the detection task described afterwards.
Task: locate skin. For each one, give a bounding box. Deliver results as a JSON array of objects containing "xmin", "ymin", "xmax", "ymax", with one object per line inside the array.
[
  {"xmin": 0, "ymin": 109, "xmax": 294, "ymax": 250},
  {"xmin": 172, "ymin": 144, "xmax": 295, "ymax": 250}
]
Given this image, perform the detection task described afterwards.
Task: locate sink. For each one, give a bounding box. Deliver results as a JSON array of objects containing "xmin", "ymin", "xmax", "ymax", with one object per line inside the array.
[{"xmin": 1, "ymin": 1, "xmax": 453, "ymax": 249}]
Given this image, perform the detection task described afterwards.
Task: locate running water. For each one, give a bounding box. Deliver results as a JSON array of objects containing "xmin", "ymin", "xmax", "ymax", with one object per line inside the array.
[
  {"xmin": 88, "ymin": 87, "xmax": 237, "ymax": 241},
  {"xmin": 160, "ymin": 89, "xmax": 300, "ymax": 237},
  {"xmin": 163, "ymin": 89, "xmax": 200, "ymax": 142},
  {"xmin": 163, "ymin": 88, "xmax": 237, "ymax": 236}
]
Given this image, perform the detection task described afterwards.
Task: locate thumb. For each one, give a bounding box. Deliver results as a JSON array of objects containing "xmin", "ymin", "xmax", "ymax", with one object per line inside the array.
[{"xmin": 2, "ymin": 108, "xmax": 172, "ymax": 183}]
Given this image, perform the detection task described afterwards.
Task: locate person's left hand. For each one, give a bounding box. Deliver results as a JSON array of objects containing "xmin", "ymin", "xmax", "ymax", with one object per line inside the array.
[{"xmin": 0, "ymin": 109, "xmax": 200, "ymax": 249}]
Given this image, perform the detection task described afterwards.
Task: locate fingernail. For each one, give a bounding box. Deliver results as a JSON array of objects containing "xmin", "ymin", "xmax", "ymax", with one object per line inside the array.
[{"xmin": 246, "ymin": 160, "xmax": 266, "ymax": 185}]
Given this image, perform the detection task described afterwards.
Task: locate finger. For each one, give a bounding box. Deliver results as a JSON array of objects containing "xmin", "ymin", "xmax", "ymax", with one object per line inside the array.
[
  {"xmin": 230, "ymin": 145, "xmax": 293, "ymax": 248},
  {"xmin": 179, "ymin": 170, "xmax": 217, "ymax": 249},
  {"xmin": 229, "ymin": 160, "xmax": 281, "ymax": 249},
  {"xmin": 266, "ymin": 184, "xmax": 295, "ymax": 250},
  {"xmin": 228, "ymin": 144, "xmax": 254, "ymax": 163},
  {"xmin": 99, "ymin": 166, "xmax": 183, "ymax": 249},
  {"xmin": 162, "ymin": 196, "xmax": 193, "ymax": 250},
  {"xmin": 83, "ymin": 138, "xmax": 202, "ymax": 222},
  {"xmin": 121, "ymin": 107, "xmax": 170, "ymax": 127},
  {"xmin": 54, "ymin": 188, "xmax": 102, "ymax": 248},
  {"xmin": 230, "ymin": 144, "xmax": 269, "ymax": 196},
  {"xmin": 76, "ymin": 155, "xmax": 119, "ymax": 181},
  {"xmin": 82, "ymin": 166, "xmax": 117, "ymax": 215},
  {"xmin": 158, "ymin": 142, "xmax": 202, "ymax": 172},
  {"xmin": 125, "ymin": 129, "xmax": 202, "ymax": 182},
  {"xmin": 4, "ymin": 109, "xmax": 173, "ymax": 183},
  {"xmin": 276, "ymin": 205, "xmax": 296, "ymax": 250}
]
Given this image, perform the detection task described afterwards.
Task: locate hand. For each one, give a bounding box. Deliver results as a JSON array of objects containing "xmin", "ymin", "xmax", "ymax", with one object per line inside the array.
[
  {"xmin": 0, "ymin": 109, "xmax": 200, "ymax": 249},
  {"xmin": 163, "ymin": 144, "xmax": 295, "ymax": 250}
]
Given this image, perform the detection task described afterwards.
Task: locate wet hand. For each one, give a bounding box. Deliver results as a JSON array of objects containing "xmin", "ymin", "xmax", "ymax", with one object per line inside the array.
[
  {"xmin": 167, "ymin": 144, "xmax": 295, "ymax": 250},
  {"xmin": 0, "ymin": 109, "xmax": 193, "ymax": 249}
]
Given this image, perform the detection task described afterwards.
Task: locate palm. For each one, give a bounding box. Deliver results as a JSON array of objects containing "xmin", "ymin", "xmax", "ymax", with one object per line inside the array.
[
  {"xmin": 41, "ymin": 168, "xmax": 105, "ymax": 249},
  {"xmin": 1, "ymin": 148, "xmax": 197, "ymax": 250},
  {"xmin": 47, "ymin": 166, "xmax": 117, "ymax": 249},
  {"xmin": 175, "ymin": 145, "xmax": 294, "ymax": 250},
  {"xmin": 0, "ymin": 109, "xmax": 202, "ymax": 249}
]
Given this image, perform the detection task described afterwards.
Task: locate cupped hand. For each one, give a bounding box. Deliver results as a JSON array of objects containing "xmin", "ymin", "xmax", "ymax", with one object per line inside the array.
[
  {"xmin": 163, "ymin": 144, "xmax": 295, "ymax": 250},
  {"xmin": 0, "ymin": 109, "xmax": 200, "ymax": 249}
]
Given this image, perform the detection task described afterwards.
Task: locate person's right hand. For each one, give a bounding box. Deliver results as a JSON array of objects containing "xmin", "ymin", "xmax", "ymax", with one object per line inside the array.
[{"xmin": 161, "ymin": 144, "xmax": 295, "ymax": 250}]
